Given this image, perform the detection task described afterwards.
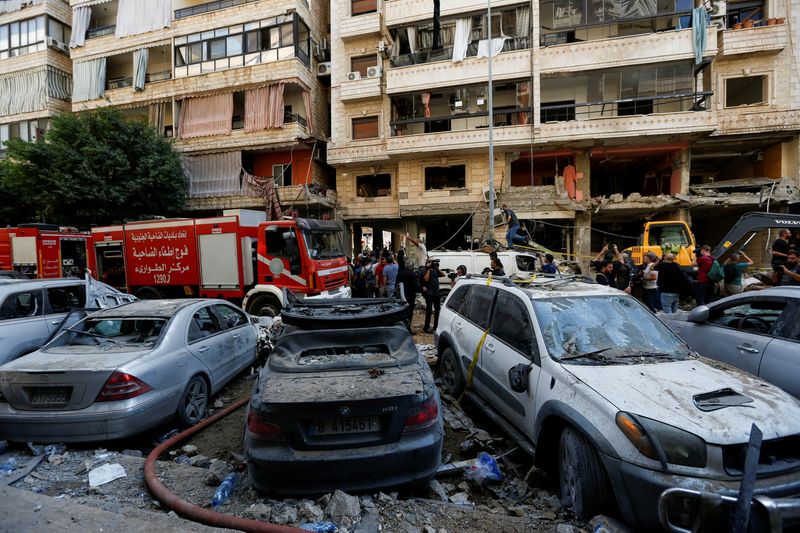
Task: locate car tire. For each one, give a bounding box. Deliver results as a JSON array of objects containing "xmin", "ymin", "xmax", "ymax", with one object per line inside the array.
[
  {"xmin": 135, "ymin": 286, "xmax": 164, "ymax": 299},
  {"xmin": 440, "ymin": 347, "xmax": 465, "ymax": 397},
  {"xmin": 247, "ymin": 295, "xmax": 281, "ymax": 318},
  {"xmin": 176, "ymin": 375, "xmax": 209, "ymax": 427},
  {"xmin": 559, "ymin": 427, "xmax": 610, "ymax": 519}
]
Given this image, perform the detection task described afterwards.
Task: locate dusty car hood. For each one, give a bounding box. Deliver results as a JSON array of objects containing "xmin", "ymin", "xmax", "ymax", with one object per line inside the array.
[{"xmin": 564, "ymin": 359, "xmax": 800, "ymax": 445}]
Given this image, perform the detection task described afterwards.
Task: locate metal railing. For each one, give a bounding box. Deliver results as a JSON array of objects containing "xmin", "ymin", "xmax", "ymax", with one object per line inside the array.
[
  {"xmin": 390, "ymin": 108, "xmax": 532, "ymax": 136},
  {"xmin": 539, "ymin": 91, "xmax": 713, "ymax": 121},
  {"xmin": 106, "ymin": 70, "xmax": 172, "ymax": 90},
  {"xmin": 390, "ymin": 36, "xmax": 531, "ymax": 68},
  {"xmin": 86, "ymin": 24, "xmax": 116, "ymax": 39},
  {"xmin": 174, "ymin": 0, "xmax": 260, "ymax": 19},
  {"xmin": 231, "ymin": 112, "xmax": 307, "ymax": 131}
]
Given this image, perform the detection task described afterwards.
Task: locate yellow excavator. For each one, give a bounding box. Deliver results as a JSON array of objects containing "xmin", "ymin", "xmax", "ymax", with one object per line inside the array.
[{"xmin": 625, "ymin": 212, "xmax": 800, "ymax": 267}]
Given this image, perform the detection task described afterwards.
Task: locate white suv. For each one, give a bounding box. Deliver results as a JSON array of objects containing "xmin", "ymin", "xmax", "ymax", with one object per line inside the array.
[{"xmin": 436, "ymin": 275, "xmax": 800, "ymax": 530}]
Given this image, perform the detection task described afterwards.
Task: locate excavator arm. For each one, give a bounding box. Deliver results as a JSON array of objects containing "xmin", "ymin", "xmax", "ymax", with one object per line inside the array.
[{"xmin": 712, "ymin": 212, "xmax": 800, "ymax": 260}]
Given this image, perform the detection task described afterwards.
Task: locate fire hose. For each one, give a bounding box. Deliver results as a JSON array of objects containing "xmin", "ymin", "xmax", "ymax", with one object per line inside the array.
[{"xmin": 144, "ymin": 396, "xmax": 304, "ymax": 533}]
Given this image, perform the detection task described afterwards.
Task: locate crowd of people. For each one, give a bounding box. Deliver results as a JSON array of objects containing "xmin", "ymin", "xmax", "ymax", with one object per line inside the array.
[{"xmin": 588, "ymin": 228, "xmax": 800, "ymax": 312}]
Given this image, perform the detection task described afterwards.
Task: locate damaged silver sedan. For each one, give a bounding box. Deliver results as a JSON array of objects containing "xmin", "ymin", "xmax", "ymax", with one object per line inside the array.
[
  {"xmin": 245, "ymin": 297, "xmax": 444, "ymax": 495},
  {"xmin": 0, "ymin": 299, "xmax": 258, "ymax": 442}
]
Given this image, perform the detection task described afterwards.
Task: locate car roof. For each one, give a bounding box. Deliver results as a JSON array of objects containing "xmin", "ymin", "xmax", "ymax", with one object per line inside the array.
[
  {"xmin": 719, "ymin": 286, "xmax": 800, "ymax": 299},
  {"xmin": 455, "ymin": 274, "xmax": 621, "ymax": 299},
  {"xmin": 90, "ymin": 299, "xmax": 208, "ymax": 318},
  {"xmin": 0, "ymin": 277, "xmax": 85, "ymax": 291}
]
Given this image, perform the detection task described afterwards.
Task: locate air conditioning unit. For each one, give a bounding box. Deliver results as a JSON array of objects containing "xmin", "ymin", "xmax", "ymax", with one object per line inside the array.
[
  {"xmin": 709, "ymin": 0, "xmax": 726, "ymax": 18},
  {"xmin": 313, "ymin": 38, "xmax": 328, "ymax": 61},
  {"xmin": 46, "ymin": 36, "xmax": 67, "ymax": 52},
  {"xmin": 347, "ymin": 71, "xmax": 362, "ymax": 81},
  {"xmin": 316, "ymin": 62, "xmax": 332, "ymax": 77},
  {"xmin": 482, "ymin": 186, "xmax": 497, "ymax": 203},
  {"xmin": 366, "ymin": 66, "xmax": 382, "ymax": 79}
]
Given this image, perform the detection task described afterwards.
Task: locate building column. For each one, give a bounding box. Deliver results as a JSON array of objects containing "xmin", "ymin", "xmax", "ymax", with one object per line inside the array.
[
  {"xmin": 783, "ymin": 137, "xmax": 800, "ymax": 187},
  {"xmin": 573, "ymin": 212, "xmax": 592, "ymax": 270},
  {"xmin": 352, "ymin": 224, "xmax": 363, "ymax": 256},
  {"xmin": 575, "ymin": 150, "xmax": 591, "ymax": 200}
]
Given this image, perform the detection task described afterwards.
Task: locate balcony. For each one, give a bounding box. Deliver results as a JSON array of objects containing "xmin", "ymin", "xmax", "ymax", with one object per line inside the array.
[
  {"xmin": 339, "ymin": 10, "xmax": 382, "ymax": 40},
  {"xmin": 539, "ymin": 27, "xmax": 717, "ymax": 74},
  {"xmin": 174, "ymin": 120, "xmax": 309, "ymax": 153},
  {"xmin": 86, "ymin": 24, "xmax": 115, "ymax": 39},
  {"xmin": 186, "ymin": 183, "xmax": 335, "ymax": 210},
  {"xmin": 106, "ymin": 70, "xmax": 171, "ymax": 90},
  {"xmin": 388, "ymin": 118, "xmax": 534, "ymax": 155},
  {"xmin": 716, "ymin": 108, "xmax": 800, "ymax": 135},
  {"xmin": 328, "ymin": 139, "xmax": 389, "ymax": 165},
  {"xmin": 174, "ymin": 0, "xmax": 261, "ymax": 20},
  {"xmin": 340, "ymin": 75, "xmax": 382, "ymax": 101},
  {"xmin": 387, "ymin": 46, "xmax": 531, "ymax": 94},
  {"xmin": 719, "ymin": 23, "xmax": 788, "ymax": 57},
  {"xmin": 384, "ymin": 0, "xmax": 523, "ymax": 27}
]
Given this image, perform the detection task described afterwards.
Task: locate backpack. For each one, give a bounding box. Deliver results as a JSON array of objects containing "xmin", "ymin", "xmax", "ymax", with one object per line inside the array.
[
  {"xmin": 723, "ymin": 263, "xmax": 738, "ymax": 284},
  {"xmin": 364, "ymin": 266, "xmax": 376, "ymax": 287},
  {"xmin": 707, "ymin": 259, "xmax": 724, "ymax": 282}
]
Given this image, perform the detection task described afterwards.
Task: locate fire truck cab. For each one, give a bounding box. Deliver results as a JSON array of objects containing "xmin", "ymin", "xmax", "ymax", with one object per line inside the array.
[{"xmin": 0, "ymin": 225, "xmax": 89, "ymax": 279}]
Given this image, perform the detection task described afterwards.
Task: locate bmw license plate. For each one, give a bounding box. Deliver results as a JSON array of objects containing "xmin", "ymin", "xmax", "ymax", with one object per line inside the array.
[
  {"xmin": 309, "ymin": 416, "xmax": 379, "ymax": 435},
  {"xmin": 29, "ymin": 387, "xmax": 71, "ymax": 407}
]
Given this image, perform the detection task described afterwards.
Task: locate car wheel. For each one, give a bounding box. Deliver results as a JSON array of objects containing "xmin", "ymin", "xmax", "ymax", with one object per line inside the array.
[
  {"xmin": 440, "ymin": 347, "xmax": 465, "ymax": 397},
  {"xmin": 559, "ymin": 427, "xmax": 610, "ymax": 519},
  {"xmin": 247, "ymin": 295, "xmax": 281, "ymax": 318},
  {"xmin": 135, "ymin": 286, "xmax": 164, "ymax": 299},
  {"xmin": 177, "ymin": 375, "xmax": 209, "ymax": 427}
]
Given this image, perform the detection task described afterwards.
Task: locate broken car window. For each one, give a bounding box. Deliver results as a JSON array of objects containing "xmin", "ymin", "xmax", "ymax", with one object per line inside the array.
[
  {"xmin": 491, "ymin": 292, "xmax": 536, "ymax": 359},
  {"xmin": 707, "ymin": 299, "xmax": 787, "ymax": 335},
  {"xmin": 47, "ymin": 317, "xmax": 168, "ymax": 350},
  {"xmin": 0, "ymin": 290, "xmax": 41, "ymax": 320},
  {"xmin": 531, "ymin": 295, "xmax": 687, "ymax": 362}
]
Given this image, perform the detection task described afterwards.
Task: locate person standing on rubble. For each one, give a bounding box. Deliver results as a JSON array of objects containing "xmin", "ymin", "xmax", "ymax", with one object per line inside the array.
[
  {"xmin": 422, "ymin": 258, "xmax": 441, "ymax": 334},
  {"xmin": 692, "ymin": 245, "xmax": 715, "ymax": 306},
  {"xmin": 406, "ymin": 234, "xmax": 429, "ymax": 268},
  {"xmin": 396, "ymin": 260, "xmax": 418, "ymax": 330},
  {"xmin": 654, "ymin": 253, "xmax": 685, "ymax": 313},
  {"xmin": 501, "ymin": 203, "xmax": 526, "ymax": 250}
]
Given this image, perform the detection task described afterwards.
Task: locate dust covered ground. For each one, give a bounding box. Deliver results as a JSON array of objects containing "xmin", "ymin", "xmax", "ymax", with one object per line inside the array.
[{"xmin": 0, "ymin": 307, "xmax": 614, "ymax": 533}]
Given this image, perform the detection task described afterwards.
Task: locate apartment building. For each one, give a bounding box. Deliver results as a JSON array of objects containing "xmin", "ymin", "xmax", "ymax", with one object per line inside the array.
[
  {"xmin": 328, "ymin": 0, "xmax": 800, "ymax": 262},
  {"xmin": 66, "ymin": 0, "xmax": 334, "ymax": 217},
  {"xmin": 0, "ymin": 0, "xmax": 72, "ymax": 158}
]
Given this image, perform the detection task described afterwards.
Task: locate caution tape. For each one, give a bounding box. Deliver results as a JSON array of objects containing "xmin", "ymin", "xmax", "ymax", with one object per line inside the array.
[{"xmin": 457, "ymin": 274, "xmax": 495, "ymax": 402}]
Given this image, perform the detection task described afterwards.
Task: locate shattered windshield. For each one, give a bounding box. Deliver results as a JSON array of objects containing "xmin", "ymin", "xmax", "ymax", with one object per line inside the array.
[
  {"xmin": 532, "ymin": 295, "xmax": 689, "ymax": 363},
  {"xmin": 46, "ymin": 317, "xmax": 167, "ymax": 351},
  {"xmin": 302, "ymin": 230, "xmax": 345, "ymax": 260}
]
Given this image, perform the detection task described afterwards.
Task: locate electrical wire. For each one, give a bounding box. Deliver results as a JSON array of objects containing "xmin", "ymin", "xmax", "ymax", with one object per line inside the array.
[
  {"xmin": 427, "ymin": 198, "xmax": 484, "ymax": 250},
  {"xmin": 534, "ymin": 218, "xmax": 641, "ymax": 240}
]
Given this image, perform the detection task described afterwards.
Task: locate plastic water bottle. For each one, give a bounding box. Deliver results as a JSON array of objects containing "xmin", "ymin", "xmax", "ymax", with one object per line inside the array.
[
  {"xmin": 0, "ymin": 457, "xmax": 17, "ymax": 474},
  {"xmin": 211, "ymin": 473, "xmax": 239, "ymax": 508}
]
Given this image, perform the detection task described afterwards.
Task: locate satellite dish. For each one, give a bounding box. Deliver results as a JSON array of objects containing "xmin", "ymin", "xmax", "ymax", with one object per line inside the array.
[{"xmin": 269, "ymin": 258, "xmax": 285, "ymax": 276}]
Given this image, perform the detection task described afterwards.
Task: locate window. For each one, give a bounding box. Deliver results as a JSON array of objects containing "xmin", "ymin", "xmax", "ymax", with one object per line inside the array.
[
  {"xmin": 774, "ymin": 302, "xmax": 800, "ymax": 341},
  {"xmin": 356, "ymin": 174, "xmax": 391, "ymax": 197},
  {"xmin": 45, "ymin": 285, "xmax": 86, "ymax": 314},
  {"xmin": 226, "ymin": 34, "xmax": 243, "ymax": 55},
  {"xmin": 726, "ymin": 0, "xmax": 764, "ymax": 28},
  {"xmin": 491, "ymin": 292, "xmax": 536, "ymax": 358},
  {"xmin": 208, "ymin": 37, "xmax": 226, "ymax": 60},
  {"xmin": 0, "ymin": 291, "xmax": 42, "ymax": 320},
  {"xmin": 264, "ymin": 228, "xmax": 291, "ymax": 258},
  {"xmin": 351, "ymin": 55, "xmax": 377, "ymax": 77},
  {"xmin": 424, "ymin": 165, "xmax": 466, "ymax": 190},
  {"xmin": 541, "ymin": 100, "xmax": 575, "ymax": 122},
  {"xmin": 708, "ymin": 299, "xmax": 787, "ymax": 335},
  {"xmin": 272, "ymin": 163, "xmax": 292, "ymax": 186},
  {"xmin": 725, "ymin": 76, "xmax": 767, "ymax": 107},
  {"xmin": 0, "ymin": 15, "xmax": 47, "ymax": 60},
  {"xmin": 446, "ymin": 285, "xmax": 470, "ymax": 313},
  {"xmin": 214, "ymin": 304, "xmax": 248, "ymax": 329},
  {"xmin": 188, "ymin": 306, "xmax": 223, "ymax": 342},
  {"xmin": 352, "ymin": 0, "xmax": 377, "ymax": 16},
  {"xmin": 352, "ymin": 116, "xmax": 379, "ymax": 140},
  {"xmin": 463, "ymin": 286, "xmax": 496, "ymax": 329}
]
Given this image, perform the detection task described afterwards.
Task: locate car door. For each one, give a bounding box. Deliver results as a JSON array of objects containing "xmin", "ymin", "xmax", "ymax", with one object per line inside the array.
[
  {"xmin": 187, "ymin": 305, "xmax": 236, "ymax": 387},
  {"xmin": 480, "ymin": 290, "xmax": 540, "ymax": 431},
  {"xmin": 759, "ymin": 300, "xmax": 800, "ymax": 398},
  {"xmin": 212, "ymin": 303, "xmax": 256, "ymax": 369},
  {"xmin": 0, "ymin": 289, "xmax": 45, "ymax": 363},
  {"xmin": 679, "ymin": 297, "xmax": 786, "ymax": 376},
  {"xmin": 454, "ymin": 285, "xmax": 498, "ymax": 398},
  {"xmin": 44, "ymin": 284, "xmax": 86, "ymax": 336}
]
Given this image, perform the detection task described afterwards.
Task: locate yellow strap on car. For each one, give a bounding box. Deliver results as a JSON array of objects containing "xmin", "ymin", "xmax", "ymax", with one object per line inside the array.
[{"xmin": 459, "ymin": 328, "xmax": 490, "ymax": 402}]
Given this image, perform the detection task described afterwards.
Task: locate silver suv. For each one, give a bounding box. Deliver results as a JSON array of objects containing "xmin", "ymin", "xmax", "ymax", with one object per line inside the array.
[
  {"xmin": 435, "ymin": 275, "xmax": 800, "ymax": 530},
  {"xmin": 0, "ymin": 278, "xmax": 134, "ymax": 365}
]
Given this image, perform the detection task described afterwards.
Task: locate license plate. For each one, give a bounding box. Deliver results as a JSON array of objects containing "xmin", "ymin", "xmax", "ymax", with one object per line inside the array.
[
  {"xmin": 29, "ymin": 387, "xmax": 71, "ymax": 407},
  {"xmin": 309, "ymin": 416, "xmax": 379, "ymax": 436}
]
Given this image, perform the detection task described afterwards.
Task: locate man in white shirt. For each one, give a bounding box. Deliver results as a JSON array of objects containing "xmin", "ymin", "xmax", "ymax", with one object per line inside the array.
[
  {"xmin": 406, "ymin": 234, "xmax": 428, "ymax": 268},
  {"xmin": 641, "ymin": 252, "xmax": 659, "ymax": 312}
]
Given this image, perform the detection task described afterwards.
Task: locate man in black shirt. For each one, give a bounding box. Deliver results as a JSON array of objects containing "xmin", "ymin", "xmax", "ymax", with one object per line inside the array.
[
  {"xmin": 654, "ymin": 253, "xmax": 685, "ymax": 313},
  {"xmin": 396, "ymin": 260, "xmax": 419, "ymax": 329},
  {"xmin": 596, "ymin": 260, "xmax": 614, "ymax": 286},
  {"xmin": 422, "ymin": 258, "xmax": 441, "ymax": 334},
  {"xmin": 773, "ymin": 229, "xmax": 792, "ymax": 285}
]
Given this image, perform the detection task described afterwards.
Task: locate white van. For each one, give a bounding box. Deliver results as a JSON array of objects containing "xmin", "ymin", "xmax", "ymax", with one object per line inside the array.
[{"xmin": 428, "ymin": 250, "xmax": 538, "ymax": 301}]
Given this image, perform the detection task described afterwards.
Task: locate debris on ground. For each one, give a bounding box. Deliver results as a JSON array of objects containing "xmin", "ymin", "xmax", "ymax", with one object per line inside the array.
[
  {"xmin": 464, "ymin": 452, "xmax": 503, "ymax": 485},
  {"xmin": 88, "ymin": 463, "xmax": 126, "ymax": 487}
]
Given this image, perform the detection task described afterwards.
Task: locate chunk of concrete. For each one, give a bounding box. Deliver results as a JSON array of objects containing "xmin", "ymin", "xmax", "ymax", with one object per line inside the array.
[{"xmin": 325, "ymin": 489, "xmax": 361, "ymax": 523}]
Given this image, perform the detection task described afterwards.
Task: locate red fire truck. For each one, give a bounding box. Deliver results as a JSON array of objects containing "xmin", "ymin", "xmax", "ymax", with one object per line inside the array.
[
  {"xmin": 89, "ymin": 211, "xmax": 350, "ymax": 316},
  {"xmin": 0, "ymin": 225, "xmax": 90, "ymax": 279}
]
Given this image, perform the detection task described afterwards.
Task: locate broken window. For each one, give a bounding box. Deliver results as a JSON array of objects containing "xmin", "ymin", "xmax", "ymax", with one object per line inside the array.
[
  {"xmin": 463, "ymin": 286, "xmax": 496, "ymax": 329},
  {"xmin": 491, "ymin": 292, "xmax": 536, "ymax": 357},
  {"xmin": 188, "ymin": 307, "xmax": 223, "ymax": 343},
  {"xmin": 356, "ymin": 174, "xmax": 391, "ymax": 197},
  {"xmin": 352, "ymin": 116, "xmax": 379, "ymax": 140},
  {"xmin": 725, "ymin": 76, "xmax": 767, "ymax": 107},
  {"xmin": 424, "ymin": 165, "xmax": 466, "ymax": 190},
  {"xmin": 350, "ymin": 55, "xmax": 377, "ymax": 77},
  {"xmin": 45, "ymin": 285, "xmax": 85, "ymax": 314},
  {"xmin": 708, "ymin": 299, "xmax": 787, "ymax": 333},
  {"xmin": 0, "ymin": 291, "xmax": 42, "ymax": 320}
]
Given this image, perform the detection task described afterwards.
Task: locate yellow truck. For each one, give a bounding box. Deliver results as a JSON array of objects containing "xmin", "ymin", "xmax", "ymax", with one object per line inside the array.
[{"xmin": 625, "ymin": 220, "xmax": 696, "ymax": 267}]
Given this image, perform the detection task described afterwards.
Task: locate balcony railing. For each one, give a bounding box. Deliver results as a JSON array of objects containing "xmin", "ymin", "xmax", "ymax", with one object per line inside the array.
[
  {"xmin": 390, "ymin": 108, "xmax": 532, "ymax": 136},
  {"xmin": 232, "ymin": 112, "xmax": 307, "ymax": 130},
  {"xmin": 174, "ymin": 0, "xmax": 260, "ymax": 20},
  {"xmin": 390, "ymin": 36, "xmax": 531, "ymax": 68},
  {"xmin": 540, "ymin": 92, "xmax": 712, "ymax": 122},
  {"xmin": 87, "ymin": 25, "xmax": 116, "ymax": 39},
  {"xmin": 106, "ymin": 70, "xmax": 172, "ymax": 90}
]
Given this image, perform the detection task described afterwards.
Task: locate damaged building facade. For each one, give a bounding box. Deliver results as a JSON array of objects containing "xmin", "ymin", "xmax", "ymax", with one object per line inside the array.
[
  {"xmin": 66, "ymin": 0, "xmax": 334, "ymax": 218},
  {"xmin": 328, "ymin": 0, "xmax": 800, "ymax": 262},
  {"xmin": 0, "ymin": 0, "xmax": 73, "ymax": 158}
]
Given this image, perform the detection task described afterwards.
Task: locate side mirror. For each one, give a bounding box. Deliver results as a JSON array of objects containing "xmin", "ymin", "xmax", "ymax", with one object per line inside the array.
[
  {"xmin": 687, "ymin": 305, "xmax": 710, "ymax": 323},
  {"xmin": 508, "ymin": 364, "xmax": 531, "ymax": 393}
]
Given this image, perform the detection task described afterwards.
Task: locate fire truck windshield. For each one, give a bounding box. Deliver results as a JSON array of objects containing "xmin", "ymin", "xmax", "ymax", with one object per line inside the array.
[{"xmin": 302, "ymin": 230, "xmax": 345, "ymax": 260}]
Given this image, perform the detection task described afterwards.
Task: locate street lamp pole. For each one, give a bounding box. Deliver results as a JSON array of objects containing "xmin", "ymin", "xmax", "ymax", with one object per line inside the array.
[{"xmin": 487, "ymin": 0, "xmax": 495, "ymax": 240}]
